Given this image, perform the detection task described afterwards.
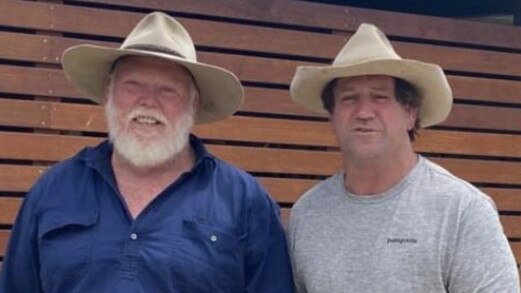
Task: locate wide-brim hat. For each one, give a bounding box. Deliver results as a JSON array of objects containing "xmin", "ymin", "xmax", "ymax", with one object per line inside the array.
[
  {"xmin": 61, "ymin": 12, "xmax": 243, "ymax": 124},
  {"xmin": 290, "ymin": 23, "xmax": 452, "ymax": 127}
]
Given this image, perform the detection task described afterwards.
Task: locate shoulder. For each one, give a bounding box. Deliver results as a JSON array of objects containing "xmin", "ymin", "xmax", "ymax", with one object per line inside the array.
[
  {"xmin": 211, "ymin": 156, "xmax": 256, "ymax": 180},
  {"xmin": 24, "ymin": 144, "xmax": 102, "ymax": 208},
  {"xmin": 417, "ymin": 157, "xmax": 496, "ymax": 212},
  {"xmin": 38, "ymin": 145, "xmax": 99, "ymax": 185},
  {"xmin": 209, "ymin": 156, "xmax": 277, "ymax": 208},
  {"xmin": 291, "ymin": 173, "xmax": 342, "ymax": 217},
  {"xmin": 210, "ymin": 156, "xmax": 265, "ymax": 191}
]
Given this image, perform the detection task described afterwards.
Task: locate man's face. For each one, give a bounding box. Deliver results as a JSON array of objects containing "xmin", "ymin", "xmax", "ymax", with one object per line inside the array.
[
  {"xmin": 330, "ymin": 75, "xmax": 416, "ymax": 162},
  {"xmin": 105, "ymin": 55, "xmax": 198, "ymax": 168}
]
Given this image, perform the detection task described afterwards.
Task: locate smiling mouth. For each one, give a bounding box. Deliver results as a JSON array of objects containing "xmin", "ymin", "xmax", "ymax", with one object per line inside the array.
[{"xmin": 132, "ymin": 116, "xmax": 164, "ymax": 126}]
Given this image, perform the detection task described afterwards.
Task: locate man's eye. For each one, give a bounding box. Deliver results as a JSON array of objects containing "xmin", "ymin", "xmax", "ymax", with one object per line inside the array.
[
  {"xmin": 159, "ymin": 87, "xmax": 179, "ymax": 96},
  {"xmin": 121, "ymin": 81, "xmax": 142, "ymax": 92},
  {"xmin": 375, "ymin": 95, "xmax": 390, "ymax": 102},
  {"xmin": 340, "ymin": 96, "xmax": 355, "ymax": 103}
]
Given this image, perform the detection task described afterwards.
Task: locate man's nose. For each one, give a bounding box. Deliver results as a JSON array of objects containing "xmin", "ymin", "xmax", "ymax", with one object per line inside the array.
[
  {"xmin": 137, "ymin": 87, "xmax": 159, "ymax": 106},
  {"xmin": 354, "ymin": 98, "xmax": 376, "ymax": 120}
]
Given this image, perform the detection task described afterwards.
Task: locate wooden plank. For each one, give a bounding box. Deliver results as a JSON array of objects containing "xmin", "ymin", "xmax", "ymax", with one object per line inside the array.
[
  {"xmin": 415, "ymin": 130, "xmax": 521, "ymax": 158},
  {"xmin": 0, "ymin": 65, "xmax": 83, "ymax": 99},
  {"xmin": 0, "ymin": 32, "xmax": 57, "ymax": 64},
  {"xmin": 71, "ymin": 0, "xmax": 353, "ymax": 31},
  {"xmin": 0, "ymin": 230, "xmax": 9, "ymax": 255},
  {"xmin": 392, "ymin": 41, "xmax": 521, "ymax": 78},
  {"xmin": 49, "ymin": 102, "xmax": 106, "ymax": 133},
  {"xmin": 450, "ymin": 76, "xmax": 521, "ymax": 105},
  {"xmin": 0, "ymin": 132, "xmax": 101, "ymax": 162},
  {"xmin": 71, "ymin": 0, "xmax": 521, "ymax": 50},
  {"xmin": 0, "ymin": 99, "xmax": 49, "ymax": 129},
  {"xmin": 432, "ymin": 158, "xmax": 521, "ymax": 186},
  {"xmin": 196, "ymin": 116, "xmax": 336, "ymax": 147},
  {"xmin": 242, "ymin": 87, "xmax": 315, "ymax": 116},
  {"xmin": 502, "ymin": 216, "xmax": 521, "ymax": 239},
  {"xmin": 483, "ymin": 188, "xmax": 521, "ymax": 212},
  {"xmin": 0, "ymin": 198, "xmax": 21, "ymax": 225},
  {"xmin": 211, "ymin": 145, "xmax": 343, "ymax": 176},
  {"xmin": 257, "ymin": 177, "xmax": 318, "ymax": 204},
  {"xmin": 511, "ymin": 242, "xmax": 521, "ymax": 265},
  {"xmin": 0, "ymin": 1, "xmax": 53, "ymax": 31},
  {"xmin": 280, "ymin": 207, "xmax": 291, "ymax": 229},
  {"xmin": 2, "ymin": 3, "xmax": 521, "ymax": 77},
  {"xmin": 443, "ymin": 104, "xmax": 521, "ymax": 132},
  {"xmin": 0, "ymin": 165, "xmax": 47, "ymax": 193},
  {"xmin": 0, "ymin": 31, "xmax": 103, "ymax": 65}
]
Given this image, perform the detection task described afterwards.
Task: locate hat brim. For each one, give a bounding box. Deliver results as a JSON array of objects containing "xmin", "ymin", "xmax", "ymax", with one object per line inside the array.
[
  {"xmin": 290, "ymin": 59, "xmax": 452, "ymax": 127},
  {"xmin": 62, "ymin": 45, "xmax": 244, "ymax": 124}
]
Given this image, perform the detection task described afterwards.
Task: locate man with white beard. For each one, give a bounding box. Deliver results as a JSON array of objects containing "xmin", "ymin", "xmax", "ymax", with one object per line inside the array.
[{"xmin": 0, "ymin": 12, "xmax": 295, "ymax": 293}]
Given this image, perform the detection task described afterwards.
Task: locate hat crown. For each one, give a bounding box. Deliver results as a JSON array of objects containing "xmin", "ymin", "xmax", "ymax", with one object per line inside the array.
[
  {"xmin": 333, "ymin": 23, "xmax": 401, "ymax": 67},
  {"xmin": 121, "ymin": 12, "xmax": 197, "ymax": 61}
]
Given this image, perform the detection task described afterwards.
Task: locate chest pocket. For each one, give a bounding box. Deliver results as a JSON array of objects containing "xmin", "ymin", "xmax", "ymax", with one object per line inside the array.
[
  {"xmin": 37, "ymin": 210, "xmax": 98, "ymax": 289},
  {"xmin": 170, "ymin": 217, "xmax": 245, "ymax": 292}
]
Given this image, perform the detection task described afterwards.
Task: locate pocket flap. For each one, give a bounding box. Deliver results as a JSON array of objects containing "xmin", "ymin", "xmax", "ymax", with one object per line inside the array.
[
  {"xmin": 181, "ymin": 217, "xmax": 243, "ymax": 252},
  {"xmin": 38, "ymin": 210, "xmax": 98, "ymax": 238}
]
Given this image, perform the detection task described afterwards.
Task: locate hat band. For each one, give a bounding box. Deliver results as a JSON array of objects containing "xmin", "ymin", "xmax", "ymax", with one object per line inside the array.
[
  {"xmin": 124, "ymin": 44, "xmax": 185, "ymax": 58},
  {"xmin": 109, "ymin": 44, "xmax": 186, "ymax": 73}
]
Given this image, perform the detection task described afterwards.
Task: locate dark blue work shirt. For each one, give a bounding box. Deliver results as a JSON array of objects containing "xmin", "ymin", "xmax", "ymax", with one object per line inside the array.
[{"xmin": 0, "ymin": 136, "xmax": 295, "ymax": 292}]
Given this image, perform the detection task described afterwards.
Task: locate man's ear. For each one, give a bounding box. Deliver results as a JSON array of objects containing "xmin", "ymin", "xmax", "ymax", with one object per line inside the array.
[
  {"xmin": 192, "ymin": 90, "xmax": 200, "ymax": 113},
  {"xmin": 407, "ymin": 106, "xmax": 418, "ymax": 130}
]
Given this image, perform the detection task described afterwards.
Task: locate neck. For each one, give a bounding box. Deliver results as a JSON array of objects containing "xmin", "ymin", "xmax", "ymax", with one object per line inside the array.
[{"xmin": 342, "ymin": 148, "xmax": 417, "ymax": 195}]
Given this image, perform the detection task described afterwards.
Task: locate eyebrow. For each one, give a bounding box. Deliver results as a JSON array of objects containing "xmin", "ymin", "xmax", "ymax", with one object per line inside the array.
[{"xmin": 336, "ymin": 84, "xmax": 392, "ymax": 94}]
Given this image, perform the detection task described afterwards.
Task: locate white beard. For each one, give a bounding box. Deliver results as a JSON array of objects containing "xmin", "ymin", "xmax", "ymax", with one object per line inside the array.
[{"xmin": 105, "ymin": 97, "xmax": 194, "ymax": 168}]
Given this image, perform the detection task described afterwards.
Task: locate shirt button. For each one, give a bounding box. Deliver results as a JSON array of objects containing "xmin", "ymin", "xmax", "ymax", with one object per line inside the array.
[
  {"xmin": 130, "ymin": 233, "xmax": 138, "ymax": 240},
  {"xmin": 210, "ymin": 235, "xmax": 218, "ymax": 242}
]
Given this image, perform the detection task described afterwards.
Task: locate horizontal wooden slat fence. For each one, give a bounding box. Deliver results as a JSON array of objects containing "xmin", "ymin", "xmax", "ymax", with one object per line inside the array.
[{"xmin": 0, "ymin": 0, "xmax": 520, "ymax": 275}]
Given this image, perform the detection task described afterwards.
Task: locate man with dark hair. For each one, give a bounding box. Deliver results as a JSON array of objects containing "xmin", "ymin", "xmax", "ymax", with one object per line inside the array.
[
  {"xmin": 288, "ymin": 23, "xmax": 519, "ymax": 292},
  {"xmin": 0, "ymin": 12, "xmax": 294, "ymax": 292},
  {"xmin": 322, "ymin": 77, "xmax": 421, "ymax": 141}
]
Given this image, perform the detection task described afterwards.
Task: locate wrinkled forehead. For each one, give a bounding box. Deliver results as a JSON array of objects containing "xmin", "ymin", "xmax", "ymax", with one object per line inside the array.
[
  {"xmin": 335, "ymin": 75, "xmax": 395, "ymax": 92},
  {"xmin": 111, "ymin": 55, "xmax": 195, "ymax": 85}
]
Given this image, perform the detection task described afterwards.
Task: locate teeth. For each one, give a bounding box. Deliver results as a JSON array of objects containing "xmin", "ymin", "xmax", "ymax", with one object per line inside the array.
[{"xmin": 134, "ymin": 116, "xmax": 160, "ymax": 125}]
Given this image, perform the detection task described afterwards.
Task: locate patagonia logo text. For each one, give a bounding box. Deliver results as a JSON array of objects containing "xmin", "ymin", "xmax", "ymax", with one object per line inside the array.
[{"xmin": 387, "ymin": 238, "xmax": 417, "ymax": 244}]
